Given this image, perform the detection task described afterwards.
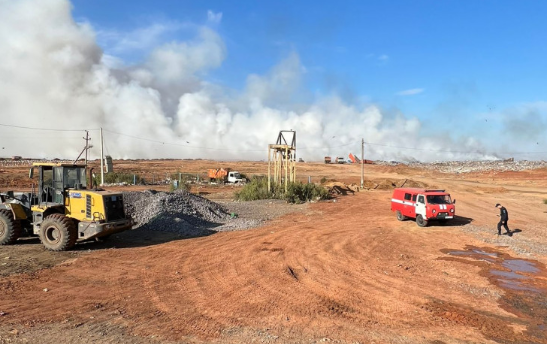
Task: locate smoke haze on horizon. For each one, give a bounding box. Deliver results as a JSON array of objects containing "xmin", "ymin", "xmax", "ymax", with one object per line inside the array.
[{"xmin": 0, "ymin": 0, "xmax": 544, "ymax": 162}]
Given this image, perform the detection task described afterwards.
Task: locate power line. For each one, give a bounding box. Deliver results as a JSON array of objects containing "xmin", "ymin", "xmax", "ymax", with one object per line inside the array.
[
  {"xmin": 364, "ymin": 141, "xmax": 472, "ymax": 154},
  {"xmin": 364, "ymin": 141, "xmax": 547, "ymax": 155},
  {"xmin": 1, "ymin": 122, "xmax": 543, "ymax": 156},
  {"xmin": 0, "ymin": 123, "xmax": 98, "ymax": 132},
  {"xmin": 105, "ymin": 129, "xmax": 361, "ymax": 152},
  {"xmin": 103, "ymin": 129, "xmax": 249, "ymax": 151}
]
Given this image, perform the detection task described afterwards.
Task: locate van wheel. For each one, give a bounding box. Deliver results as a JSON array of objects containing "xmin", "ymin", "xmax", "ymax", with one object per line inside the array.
[
  {"xmin": 0, "ymin": 209, "xmax": 21, "ymax": 245},
  {"xmin": 39, "ymin": 214, "xmax": 77, "ymax": 251},
  {"xmin": 396, "ymin": 211, "xmax": 407, "ymax": 221},
  {"xmin": 416, "ymin": 215, "xmax": 428, "ymax": 227}
]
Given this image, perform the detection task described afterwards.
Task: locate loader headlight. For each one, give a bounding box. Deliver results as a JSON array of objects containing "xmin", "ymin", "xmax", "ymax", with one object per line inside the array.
[
  {"xmin": 450, "ymin": 208, "xmax": 454, "ymax": 213},
  {"xmin": 432, "ymin": 209, "xmax": 436, "ymax": 214}
]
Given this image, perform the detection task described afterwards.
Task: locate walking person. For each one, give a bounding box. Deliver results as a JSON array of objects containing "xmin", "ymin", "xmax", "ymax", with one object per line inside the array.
[{"xmin": 495, "ymin": 203, "xmax": 511, "ymax": 235}]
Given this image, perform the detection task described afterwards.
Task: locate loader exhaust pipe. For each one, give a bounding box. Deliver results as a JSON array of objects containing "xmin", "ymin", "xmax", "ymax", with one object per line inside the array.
[{"xmin": 88, "ymin": 168, "xmax": 94, "ymax": 190}]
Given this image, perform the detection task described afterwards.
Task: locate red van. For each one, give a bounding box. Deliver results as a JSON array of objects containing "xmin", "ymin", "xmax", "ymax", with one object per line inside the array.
[{"xmin": 391, "ymin": 188, "xmax": 456, "ymax": 227}]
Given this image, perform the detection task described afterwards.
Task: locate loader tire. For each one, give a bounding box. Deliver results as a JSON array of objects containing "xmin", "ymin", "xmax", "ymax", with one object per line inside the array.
[
  {"xmin": 416, "ymin": 214, "xmax": 428, "ymax": 227},
  {"xmin": 0, "ymin": 209, "xmax": 21, "ymax": 245},
  {"xmin": 39, "ymin": 214, "xmax": 77, "ymax": 251}
]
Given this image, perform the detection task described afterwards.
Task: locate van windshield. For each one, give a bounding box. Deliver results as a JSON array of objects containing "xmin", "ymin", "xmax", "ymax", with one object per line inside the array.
[{"xmin": 426, "ymin": 195, "xmax": 451, "ymax": 204}]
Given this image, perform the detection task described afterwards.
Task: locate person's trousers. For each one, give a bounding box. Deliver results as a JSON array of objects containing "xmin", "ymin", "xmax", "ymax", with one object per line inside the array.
[{"xmin": 498, "ymin": 220, "xmax": 510, "ymax": 234}]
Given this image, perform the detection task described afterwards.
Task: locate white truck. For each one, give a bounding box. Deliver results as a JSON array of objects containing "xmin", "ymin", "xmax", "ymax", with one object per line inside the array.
[
  {"xmin": 226, "ymin": 171, "xmax": 245, "ymax": 183},
  {"xmin": 208, "ymin": 168, "xmax": 245, "ymax": 183}
]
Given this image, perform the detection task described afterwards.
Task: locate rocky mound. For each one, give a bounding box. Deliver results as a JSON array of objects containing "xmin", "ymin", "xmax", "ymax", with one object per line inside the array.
[
  {"xmin": 365, "ymin": 178, "xmax": 429, "ymax": 190},
  {"xmin": 123, "ymin": 190, "xmax": 230, "ymax": 236},
  {"xmin": 323, "ymin": 181, "xmax": 359, "ymax": 195}
]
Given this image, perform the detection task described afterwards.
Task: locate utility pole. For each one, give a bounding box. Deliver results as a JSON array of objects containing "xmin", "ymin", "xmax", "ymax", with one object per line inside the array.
[
  {"xmin": 360, "ymin": 138, "xmax": 364, "ymax": 188},
  {"xmin": 100, "ymin": 128, "xmax": 104, "ymax": 186},
  {"xmin": 83, "ymin": 130, "xmax": 90, "ymax": 166}
]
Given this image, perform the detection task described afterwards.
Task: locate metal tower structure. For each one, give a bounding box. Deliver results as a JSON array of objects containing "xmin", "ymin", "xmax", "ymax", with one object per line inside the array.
[{"xmin": 268, "ymin": 130, "xmax": 296, "ymax": 192}]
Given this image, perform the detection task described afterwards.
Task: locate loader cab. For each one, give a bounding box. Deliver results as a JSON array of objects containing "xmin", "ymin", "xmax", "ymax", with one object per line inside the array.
[{"xmin": 31, "ymin": 163, "xmax": 87, "ymax": 205}]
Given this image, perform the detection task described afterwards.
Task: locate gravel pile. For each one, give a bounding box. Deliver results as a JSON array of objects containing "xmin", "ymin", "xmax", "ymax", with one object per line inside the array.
[
  {"xmin": 0, "ymin": 158, "xmax": 74, "ymax": 167},
  {"xmin": 376, "ymin": 158, "xmax": 547, "ymax": 173},
  {"xmin": 122, "ymin": 190, "xmax": 288, "ymax": 237},
  {"xmin": 123, "ymin": 189, "xmax": 231, "ymax": 237},
  {"xmin": 460, "ymin": 224, "xmax": 547, "ymax": 257}
]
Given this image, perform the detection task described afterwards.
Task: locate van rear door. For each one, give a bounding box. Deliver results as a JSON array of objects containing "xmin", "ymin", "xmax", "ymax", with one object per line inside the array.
[
  {"xmin": 402, "ymin": 192, "xmax": 416, "ymax": 218},
  {"xmin": 407, "ymin": 194, "xmax": 417, "ymax": 218}
]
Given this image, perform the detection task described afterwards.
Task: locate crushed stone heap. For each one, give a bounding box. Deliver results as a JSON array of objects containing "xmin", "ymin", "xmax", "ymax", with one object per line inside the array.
[
  {"xmin": 123, "ymin": 189, "xmax": 230, "ymax": 236},
  {"xmin": 376, "ymin": 159, "xmax": 547, "ymax": 173}
]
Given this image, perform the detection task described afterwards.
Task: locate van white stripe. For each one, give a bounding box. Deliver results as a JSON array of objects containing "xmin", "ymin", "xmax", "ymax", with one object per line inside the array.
[{"xmin": 391, "ymin": 199, "xmax": 415, "ymax": 206}]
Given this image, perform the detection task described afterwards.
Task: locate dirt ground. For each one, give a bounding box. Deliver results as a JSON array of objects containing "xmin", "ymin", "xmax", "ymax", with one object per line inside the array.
[{"xmin": 1, "ymin": 160, "xmax": 547, "ymax": 344}]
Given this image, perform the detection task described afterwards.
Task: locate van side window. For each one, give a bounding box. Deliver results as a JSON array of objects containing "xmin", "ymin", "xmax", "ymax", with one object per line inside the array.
[
  {"xmin": 418, "ymin": 195, "xmax": 425, "ymax": 203},
  {"xmin": 412, "ymin": 195, "xmax": 417, "ymax": 202},
  {"xmin": 404, "ymin": 193, "xmax": 411, "ymax": 201}
]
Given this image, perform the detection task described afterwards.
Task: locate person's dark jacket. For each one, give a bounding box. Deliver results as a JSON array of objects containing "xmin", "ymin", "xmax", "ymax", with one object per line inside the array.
[{"xmin": 499, "ymin": 206, "xmax": 509, "ymax": 221}]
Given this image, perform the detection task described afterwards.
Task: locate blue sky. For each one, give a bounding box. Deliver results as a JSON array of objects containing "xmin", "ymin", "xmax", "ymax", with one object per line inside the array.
[
  {"xmin": 72, "ymin": 0, "xmax": 547, "ymax": 109},
  {"xmin": 1, "ymin": 0, "xmax": 546, "ymax": 160}
]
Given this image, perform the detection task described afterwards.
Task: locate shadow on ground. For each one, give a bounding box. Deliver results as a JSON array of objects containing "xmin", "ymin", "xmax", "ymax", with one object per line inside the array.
[
  {"xmin": 502, "ymin": 228, "xmax": 522, "ymax": 237},
  {"xmin": 74, "ymin": 222, "xmax": 222, "ymax": 251},
  {"xmin": 11, "ymin": 219, "xmax": 223, "ymax": 252},
  {"xmin": 448, "ymin": 215, "xmax": 474, "ymax": 227}
]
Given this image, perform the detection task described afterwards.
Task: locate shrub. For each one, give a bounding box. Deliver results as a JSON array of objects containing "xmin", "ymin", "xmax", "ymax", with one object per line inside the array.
[
  {"xmin": 169, "ymin": 172, "xmax": 193, "ymax": 192},
  {"xmin": 171, "ymin": 171, "xmax": 199, "ymax": 183},
  {"xmin": 234, "ymin": 176, "xmax": 274, "ymax": 201},
  {"xmin": 238, "ymin": 172, "xmax": 249, "ymax": 182},
  {"xmin": 93, "ymin": 172, "xmax": 143, "ymax": 186},
  {"xmin": 320, "ymin": 176, "xmax": 328, "ymax": 184},
  {"xmin": 235, "ymin": 176, "xmax": 329, "ymax": 203},
  {"xmin": 285, "ymin": 182, "xmax": 330, "ymax": 203},
  {"xmin": 544, "ymin": 199, "xmax": 547, "ymax": 205},
  {"xmin": 170, "ymin": 180, "xmax": 191, "ymax": 192}
]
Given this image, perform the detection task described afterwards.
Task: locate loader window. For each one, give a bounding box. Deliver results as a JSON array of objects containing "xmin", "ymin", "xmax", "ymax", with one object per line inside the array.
[
  {"xmin": 418, "ymin": 195, "xmax": 425, "ymax": 204},
  {"xmin": 404, "ymin": 193, "xmax": 411, "ymax": 201},
  {"xmin": 412, "ymin": 195, "xmax": 417, "ymax": 202},
  {"xmin": 42, "ymin": 169, "xmax": 53, "ymax": 186},
  {"xmin": 41, "ymin": 168, "xmax": 54, "ymax": 202},
  {"xmin": 63, "ymin": 167, "xmax": 86, "ymax": 189}
]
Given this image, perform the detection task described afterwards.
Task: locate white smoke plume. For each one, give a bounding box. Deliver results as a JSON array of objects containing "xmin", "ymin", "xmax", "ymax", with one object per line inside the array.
[{"xmin": 0, "ymin": 0, "xmax": 518, "ymax": 162}]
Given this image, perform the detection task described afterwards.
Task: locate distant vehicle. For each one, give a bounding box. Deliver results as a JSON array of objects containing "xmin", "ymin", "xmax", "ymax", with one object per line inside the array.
[
  {"xmin": 208, "ymin": 168, "xmax": 245, "ymax": 183},
  {"xmin": 335, "ymin": 157, "xmax": 346, "ymax": 164},
  {"xmin": 324, "ymin": 157, "xmax": 331, "ymax": 164},
  {"xmin": 11, "ymin": 156, "xmax": 22, "ymax": 161},
  {"xmin": 391, "ymin": 188, "xmax": 456, "ymax": 227},
  {"xmin": 347, "ymin": 153, "xmax": 374, "ymax": 164}
]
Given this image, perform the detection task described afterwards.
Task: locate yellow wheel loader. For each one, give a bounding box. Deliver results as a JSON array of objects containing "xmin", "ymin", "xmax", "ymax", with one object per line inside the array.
[{"xmin": 0, "ymin": 163, "xmax": 132, "ymax": 251}]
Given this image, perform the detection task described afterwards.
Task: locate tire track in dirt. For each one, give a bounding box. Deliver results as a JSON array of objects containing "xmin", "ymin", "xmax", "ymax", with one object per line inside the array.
[{"xmin": 1, "ymin": 189, "xmax": 544, "ymax": 343}]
